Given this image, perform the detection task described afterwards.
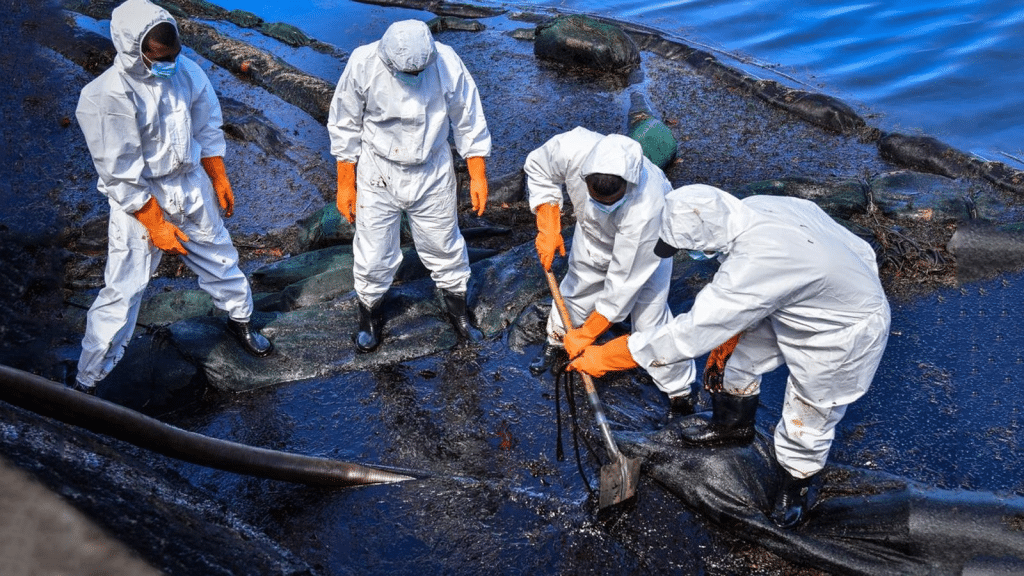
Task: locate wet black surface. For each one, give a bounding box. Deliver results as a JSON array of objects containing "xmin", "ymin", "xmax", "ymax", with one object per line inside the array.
[{"xmin": 3, "ymin": 0, "xmax": 1024, "ymax": 574}]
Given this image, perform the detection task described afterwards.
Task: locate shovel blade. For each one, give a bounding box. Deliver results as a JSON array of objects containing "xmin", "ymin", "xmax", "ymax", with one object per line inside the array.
[{"xmin": 598, "ymin": 456, "xmax": 642, "ymax": 509}]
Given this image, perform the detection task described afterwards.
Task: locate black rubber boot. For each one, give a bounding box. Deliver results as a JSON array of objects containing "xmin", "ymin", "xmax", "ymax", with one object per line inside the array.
[
  {"xmin": 441, "ymin": 289, "xmax": 483, "ymax": 343},
  {"xmin": 771, "ymin": 466, "xmax": 817, "ymax": 529},
  {"xmin": 529, "ymin": 342, "xmax": 566, "ymax": 376},
  {"xmin": 70, "ymin": 381, "xmax": 96, "ymax": 395},
  {"xmin": 227, "ymin": 319, "xmax": 274, "ymax": 357},
  {"xmin": 676, "ymin": 391, "xmax": 758, "ymax": 446},
  {"xmin": 354, "ymin": 300, "xmax": 381, "ymax": 353},
  {"xmin": 667, "ymin": 381, "xmax": 698, "ymax": 416}
]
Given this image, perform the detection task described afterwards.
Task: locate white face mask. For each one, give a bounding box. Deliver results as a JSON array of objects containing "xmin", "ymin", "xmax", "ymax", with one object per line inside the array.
[{"xmin": 590, "ymin": 196, "xmax": 626, "ymax": 214}]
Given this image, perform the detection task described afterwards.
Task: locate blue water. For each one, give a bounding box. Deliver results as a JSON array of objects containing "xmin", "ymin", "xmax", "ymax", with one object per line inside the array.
[{"xmin": 211, "ymin": 0, "xmax": 1024, "ymax": 170}]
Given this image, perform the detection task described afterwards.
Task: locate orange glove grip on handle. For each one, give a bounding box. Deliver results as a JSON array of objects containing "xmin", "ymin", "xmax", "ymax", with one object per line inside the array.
[
  {"xmin": 535, "ymin": 202, "xmax": 565, "ymax": 271},
  {"xmin": 134, "ymin": 196, "xmax": 189, "ymax": 255},
  {"xmin": 466, "ymin": 156, "xmax": 488, "ymax": 216},
  {"xmin": 567, "ymin": 334, "xmax": 638, "ymax": 378},
  {"xmin": 201, "ymin": 156, "xmax": 234, "ymax": 217},
  {"xmin": 336, "ymin": 160, "xmax": 356, "ymax": 224},
  {"xmin": 563, "ymin": 311, "xmax": 612, "ymax": 359}
]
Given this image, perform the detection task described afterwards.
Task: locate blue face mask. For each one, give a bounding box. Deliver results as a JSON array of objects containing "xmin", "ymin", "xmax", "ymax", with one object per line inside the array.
[
  {"xmin": 145, "ymin": 53, "xmax": 178, "ymax": 78},
  {"xmin": 395, "ymin": 70, "xmax": 422, "ymax": 87},
  {"xmin": 590, "ymin": 196, "xmax": 626, "ymax": 215},
  {"xmin": 687, "ymin": 250, "xmax": 717, "ymax": 261}
]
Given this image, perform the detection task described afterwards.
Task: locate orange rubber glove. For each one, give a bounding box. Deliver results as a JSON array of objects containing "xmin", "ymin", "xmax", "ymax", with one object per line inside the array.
[
  {"xmin": 134, "ymin": 196, "xmax": 189, "ymax": 255},
  {"xmin": 567, "ymin": 334, "xmax": 638, "ymax": 378},
  {"xmin": 201, "ymin": 156, "xmax": 234, "ymax": 217},
  {"xmin": 703, "ymin": 333, "xmax": 740, "ymax": 392},
  {"xmin": 466, "ymin": 156, "xmax": 488, "ymax": 216},
  {"xmin": 336, "ymin": 160, "xmax": 356, "ymax": 224},
  {"xmin": 535, "ymin": 202, "xmax": 565, "ymax": 271},
  {"xmin": 563, "ymin": 311, "xmax": 612, "ymax": 359}
]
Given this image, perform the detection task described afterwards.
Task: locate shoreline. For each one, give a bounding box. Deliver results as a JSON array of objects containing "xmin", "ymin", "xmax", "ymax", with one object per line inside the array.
[{"xmin": 3, "ymin": 0, "xmax": 1024, "ymax": 574}]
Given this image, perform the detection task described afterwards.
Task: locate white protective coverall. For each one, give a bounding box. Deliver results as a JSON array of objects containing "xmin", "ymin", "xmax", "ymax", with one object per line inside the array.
[
  {"xmin": 525, "ymin": 127, "xmax": 695, "ymax": 397},
  {"xmin": 327, "ymin": 20, "xmax": 491, "ymax": 307},
  {"xmin": 629, "ymin": 184, "xmax": 891, "ymax": 477},
  {"xmin": 75, "ymin": 0, "xmax": 254, "ymax": 388}
]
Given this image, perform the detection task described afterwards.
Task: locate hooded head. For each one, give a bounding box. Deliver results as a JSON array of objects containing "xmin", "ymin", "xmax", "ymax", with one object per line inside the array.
[
  {"xmin": 110, "ymin": 0, "xmax": 178, "ymax": 78},
  {"xmin": 654, "ymin": 184, "xmax": 746, "ymax": 258},
  {"xmin": 579, "ymin": 134, "xmax": 644, "ymax": 186},
  {"xmin": 377, "ymin": 20, "xmax": 437, "ymax": 74}
]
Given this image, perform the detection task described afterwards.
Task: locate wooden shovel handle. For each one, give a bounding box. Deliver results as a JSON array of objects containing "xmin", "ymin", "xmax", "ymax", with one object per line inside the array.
[{"xmin": 544, "ymin": 269, "xmax": 622, "ymax": 459}]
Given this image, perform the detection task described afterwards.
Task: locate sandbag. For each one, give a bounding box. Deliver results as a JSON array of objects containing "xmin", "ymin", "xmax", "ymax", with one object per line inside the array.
[
  {"xmin": 869, "ymin": 170, "xmax": 977, "ymax": 222},
  {"xmin": 258, "ymin": 21, "xmax": 313, "ymax": 47},
  {"xmin": 753, "ymin": 79, "xmax": 865, "ymax": 134},
  {"xmin": 628, "ymin": 92, "xmax": 678, "ymax": 169},
  {"xmin": 878, "ymin": 133, "xmax": 977, "ymax": 179},
  {"xmin": 226, "ymin": 9, "xmax": 262, "ymax": 28},
  {"xmin": 732, "ymin": 177, "xmax": 868, "ymax": 219},
  {"xmin": 946, "ymin": 220, "xmax": 1024, "ymax": 280},
  {"xmin": 533, "ymin": 15, "xmax": 640, "ymax": 75}
]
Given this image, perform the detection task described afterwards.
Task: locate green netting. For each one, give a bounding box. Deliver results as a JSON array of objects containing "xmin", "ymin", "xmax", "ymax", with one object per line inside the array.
[
  {"xmin": 259, "ymin": 22, "xmax": 313, "ymax": 47},
  {"xmin": 227, "ymin": 9, "xmax": 262, "ymax": 29},
  {"xmin": 629, "ymin": 117, "xmax": 677, "ymax": 169},
  {"xmin": 534, "ymin": 15, "xmax": 639, "ymax": 73}
]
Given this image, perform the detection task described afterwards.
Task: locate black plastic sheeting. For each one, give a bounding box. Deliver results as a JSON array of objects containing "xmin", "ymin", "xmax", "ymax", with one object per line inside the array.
[{"xmin": 619, "ymin": 427, "xmax": 1024, "ymax": 575}]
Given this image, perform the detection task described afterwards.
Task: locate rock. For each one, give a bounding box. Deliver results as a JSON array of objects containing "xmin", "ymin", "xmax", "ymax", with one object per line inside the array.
[
  {"xmin": 296, "ymin": 203, "xmax": 356, "ymax": 251},
  {"xmin": 98, "ymin": 238, "xmax": 561, "ymax": 400},
  {"xmin": 137, "ymin": 289, "xmax": 216, "ymax": 326},
  {"xmin": 252, "ymin": 244, "xmax": 499, "ymax": 312},
  {"xmin": 353, "ymin": 0, "xmax": 505, "ymax": 19},
  {"xmin": 219, "ymin": 97, "xmax": 290, "ymax": 157},
  {"xmin": 486, "ymin": 170, "xmax": 526, "ymax": 205}
]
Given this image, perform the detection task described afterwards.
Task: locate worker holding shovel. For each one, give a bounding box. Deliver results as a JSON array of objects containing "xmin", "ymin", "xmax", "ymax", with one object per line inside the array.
[{"xmin": 524, "ymin": 127, "xmax": 697, "ymax": 415}]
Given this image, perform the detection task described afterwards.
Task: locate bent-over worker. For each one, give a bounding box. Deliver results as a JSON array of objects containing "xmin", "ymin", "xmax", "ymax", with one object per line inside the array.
[{"xmin": 569, "ymin": 184, "xmax": 891, "ymax": 528}]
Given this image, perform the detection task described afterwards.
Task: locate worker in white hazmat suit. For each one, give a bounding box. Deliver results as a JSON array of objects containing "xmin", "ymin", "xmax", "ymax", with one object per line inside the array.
[
  {"xmin": 73, "ymin": 0, "xmax": 272, "ymax": 393},
  {"xmin": 327, "ymin": 19, "xmax": 491, "ymax": 352},
  {"xmin": 526, "ymin": 127, "xmax": 696, "ymax": 413},
  {"xmin": 568, "ymin": 184, "xmax": 891, "ymax": 528}
]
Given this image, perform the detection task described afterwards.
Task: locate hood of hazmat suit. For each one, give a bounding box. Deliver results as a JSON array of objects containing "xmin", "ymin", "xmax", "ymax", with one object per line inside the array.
[
  {"xmin": 579, "ymin": 133, "xmax": 644, "ymax": 186},
  {"xmin": 657, "ymin": 182, "xmax": 749, "ymax": 255},
  {"xmin": 377, "ymin": 20, "xmax": 437, "ymax": 73},
  {"xmin": 111, "ymin": 0, "xmax": 177, "ymax": 80}
]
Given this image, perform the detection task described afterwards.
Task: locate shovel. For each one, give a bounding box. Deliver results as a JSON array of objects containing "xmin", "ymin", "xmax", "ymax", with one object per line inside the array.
[{"xmin": 545, "ymin": 269, "xmax": 642, "ymax": 509}]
